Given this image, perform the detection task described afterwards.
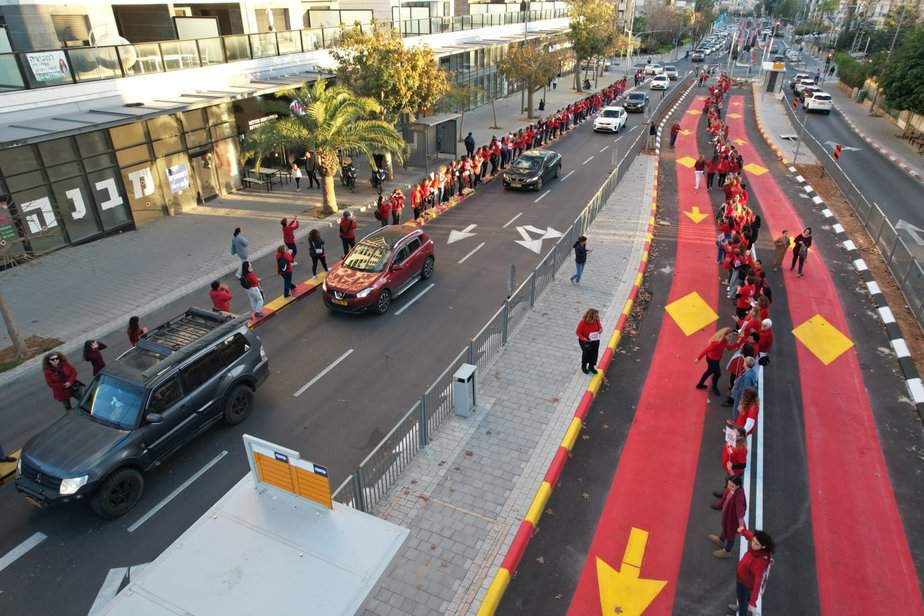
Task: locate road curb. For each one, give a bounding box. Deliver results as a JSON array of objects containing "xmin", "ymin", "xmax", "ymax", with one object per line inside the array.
[
  {"xmin": 831, "ymin": 102, "xmax": 924, "ymax": 185},
  {"xmin": 749, "ymin": 90, "xmax": 924, "ymax": 423},
  {"xmin": 475, "ymin": 79, "xmax": 696, "ymax": 616}
]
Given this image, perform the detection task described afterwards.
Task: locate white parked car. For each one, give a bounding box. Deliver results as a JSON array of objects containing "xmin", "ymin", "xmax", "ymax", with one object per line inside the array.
[
  {"xmin": 649, "ymin": 75, "xmax": 670, "ymax": 90},
  {"xmin": 804, "ymin": 91, "xmax": 832, "ymax": 113},
  {"xmin": 644, "ymin": 63, "xmax": 664, "ymax": 75},
  {"xmin": 593, "ymin": 106, "xmax": 628, "ymax": 133}
]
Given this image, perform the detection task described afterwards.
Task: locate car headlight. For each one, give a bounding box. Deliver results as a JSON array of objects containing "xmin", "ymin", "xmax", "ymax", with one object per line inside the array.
[
  {"xmin": 60, "ymin": 475, "xmax": 88, "ymax": 496},
  {"xmin": 356, "ymin": 287, "xmax": 374, "ymax": 299},
  {"xmin": 524, "ymin": 177, "xmax": 538, "ymax": 183}
]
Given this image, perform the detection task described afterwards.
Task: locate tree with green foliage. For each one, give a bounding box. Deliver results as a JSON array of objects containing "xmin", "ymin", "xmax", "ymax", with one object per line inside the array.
[
  {"xmin": 242, "ymin": 80, "xmax": 406, "ymax": 215},
  {"xmin": 773, "ymin": 0, "xmax": 800, "ymax": 20},
  {"xmin": 436, "ymin": 82, "xmax": 486, "ymax": 141},
  {"xmin": 498, "ymin": 40, "xmax": 563, "ymax": 118},
  {"xmin": 879, "ymin": 25, "xmax": 924, "ymax": 115},
  {"xmin": 834, "ymin": 51, "xmax": 873, "ymax": 88},
  {"xmin": 691, "ymin": 0, "xmax": 716, "ymax": 40},
  {"xmin": 568, "ymin": 0, "xmax": 620, "ymax": 91}
]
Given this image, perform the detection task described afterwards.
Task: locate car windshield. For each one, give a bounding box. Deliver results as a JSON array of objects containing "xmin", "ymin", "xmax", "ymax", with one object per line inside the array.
[
  {"xmin": 628, "ymin": 93, "xmax": 645, "ymax": 101},
  {"xmin": 665, "ymin": 66, "xmax": 676, "ymax": 71},
  {"xmin": 601, "ymin": 109, "xmax": 623, "ymax": 118},
  {"xmin": 342, "ymin": 237, "xmax": 391, "ymax": 272},
  {"xmin": 80, "ymin": 375, "xmax": 144, "ymax": 430},
  {"xmin": 511, "ymin": 156, "xmax": 542, "ymax": 171}
]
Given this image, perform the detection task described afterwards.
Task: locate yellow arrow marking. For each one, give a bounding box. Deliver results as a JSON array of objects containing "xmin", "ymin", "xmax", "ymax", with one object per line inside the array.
[
  {"xmin": 679, "ymin": 129, "xmax": 692, "ymax": 136},
  {"xmin": 684, "ymin": 206, "xmax": 708, "ymax": 223},
  {"xmin": 597, "ymin": 528, "xmax": 667, "ymax": 616},
  {"xmin": 686, "ymin": 109, "xmax": 702, "ymax": 116},
  {"xmin": 733, "ymin": 138, "xmax": 747, "ymax": 146}
]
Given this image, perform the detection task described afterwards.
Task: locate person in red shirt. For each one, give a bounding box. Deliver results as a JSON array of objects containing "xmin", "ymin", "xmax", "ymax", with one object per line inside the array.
[
  {"xmin": 730, "ymin": 387, "xmax": 759, "ymax": 435},
  {"xmin": 389, "ymin": 188, "xmax": 405, "ymax": 225},
  {"xmin": 338, "ymin": 210, "xmax": 357, "ymax": 257},
  {"xmin": 375, "ymin": 195, "xmax": 390, "ymax": 227},
  {"xmin": 576, "ymin": 308, "xmax": 603, "ymax": 374},
  {"xmin": 280, "ymin": 217, "xmax": 299, "ymax": 263},
  {"xmin": 43, "ymin": 352, "xmax": 80, "ymax": 410},
  {"xmin": 241, "ymin": 260, "xmax": 264, "ymax": 318},
  {"xmin": 709, "ymin": 473, "xmax": 746, "ymax": 557},
  {"xmin": 410, "ymin": 184, "xmax": 422, "ymax": 219},
  {"xmin": 669, "ymin": 122, "xmax": 681, "ymax": 148},
  {"xmin": 276, "ymin": 245, "xmax": 295, "ymax": 298},
  {"xmin": 717, "ymin": 156, "xmax": 731, "ymax": 187},
  {"xmin": 209, "ymin": 280, "xmax": 232, "ymax": 312},
  {"xmin": 735, "ymin": 276, "xmax": 757, "ymax": 319},
  {"xmin": 707, "ymin": 155, "xmax": 720, "ymax": 189},
  {"xmin": 695, "ymin": 327, "xmax": 736, "ymax": 395},
  {"xmin": 127, "ymin": 316, "xmax": 147, "ymax": 346},
  {"xmin": 757, "ymin": 319, "xmax": 774, "ymax": 360},
  {"xmin": 733, "ymin": 529, "xmax": 775, "ymax": 615}
]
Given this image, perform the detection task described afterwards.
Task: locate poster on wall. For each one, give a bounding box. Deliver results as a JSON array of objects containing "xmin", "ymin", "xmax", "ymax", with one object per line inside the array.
[
  {"xmin": 26, "ymin": 50, "xmax": 71, "ymax": 83},
  {"xmin": 167, "ymin": 164, "xmax": 190, "ymax": 193},
  {"xmin": 0, "ymin": 197, "xmax": 22, "ymax": 259}
]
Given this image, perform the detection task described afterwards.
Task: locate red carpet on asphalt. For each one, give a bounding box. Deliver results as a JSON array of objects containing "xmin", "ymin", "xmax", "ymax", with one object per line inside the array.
[
  {"xmin": 567, "ymin": 97, "xmax": 719, "ymax": 616},
  {"xmin": 727, "ymin": 93, "xmax": 924, "ymax": 614}
]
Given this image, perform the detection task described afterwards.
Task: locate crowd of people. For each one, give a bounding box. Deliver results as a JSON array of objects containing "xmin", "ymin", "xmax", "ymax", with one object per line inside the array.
[{"xmin": 688, "ymin": 72, "xmax": 776, "ymax": 616}]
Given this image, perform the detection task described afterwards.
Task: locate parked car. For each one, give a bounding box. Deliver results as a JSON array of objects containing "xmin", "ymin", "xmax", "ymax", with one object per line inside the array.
[
  {"xmin": 16, "ymin": 308, "xmax": 269, "ymax": 518},
  {"xmin": 624, "ymin": 91, "xmax": 649, "ymax": 113},
  {"xmin": 324, "ymin": 227, "xmax": 435, "ymax": 314},
  {"xmin": 503, "ymin": 150, "xmax": 562, "ymax": 191},
  {"xmin": 593, "ymin": 106, "xmax": 628, "ymax": 133},
  {"xmin": 649, "ymin": 75, "xmax": 670, "ymax": 90},
  {"xmin": 804, "ymin": 91, "xmax": 832, "ymax": 113},
  {"xmin": 644, "ymin": 63, "xmax": 664, "ymax": 75},
  {"xmin": 664, "ymin": 65, "xmax": 679, "ymax": 80}
]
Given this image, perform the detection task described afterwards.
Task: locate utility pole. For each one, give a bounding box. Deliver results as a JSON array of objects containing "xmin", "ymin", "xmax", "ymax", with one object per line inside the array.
[{"xmin": 868, "ymin": 4, "xmax": 905, "ymax": 115}]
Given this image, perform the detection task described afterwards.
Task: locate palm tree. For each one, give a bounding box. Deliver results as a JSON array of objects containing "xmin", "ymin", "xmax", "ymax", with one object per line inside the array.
[{"xmin": 242, "ymin": 80, "xmax": 407, "ymax": 215}]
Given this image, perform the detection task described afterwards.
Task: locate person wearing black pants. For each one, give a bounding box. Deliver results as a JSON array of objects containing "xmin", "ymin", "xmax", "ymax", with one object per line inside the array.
[
  {"xmin": 339, "ymin": 210, "xmax": 356, "ymax": 257},
  {"xmin": 790, "ymin": 227, "xmax": 812, "ymax": 276},
  {"xmin": 576, "ymin": 309, "xmax": 602, "ymax": 374},
  {"xmin": 696, "ymin": 327, "xmax": 733, "ymax": 396},
  {"xmin": 307, "ymin": 229, "xmax": 328, "ymax": 275}
]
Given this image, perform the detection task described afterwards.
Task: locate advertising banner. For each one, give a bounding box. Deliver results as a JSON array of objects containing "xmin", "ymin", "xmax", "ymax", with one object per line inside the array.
[{"xmin": 26, "ymin": 50, "xmax": 71, "ymax": 83}]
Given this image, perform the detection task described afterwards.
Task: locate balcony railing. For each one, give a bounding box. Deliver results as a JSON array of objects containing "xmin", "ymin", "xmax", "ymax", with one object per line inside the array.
[{"xmin": 0, "ymin": 10, "xmax": 567, "ymax": 92}]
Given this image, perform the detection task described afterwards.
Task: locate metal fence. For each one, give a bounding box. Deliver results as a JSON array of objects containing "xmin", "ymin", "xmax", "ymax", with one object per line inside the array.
[
  {"xmin": 783, "ymin": 95, "xmax": 924, "ymax": 330},
  {"xmin": 332, "ymin": 74, "xmax": 694, "ymax": 512}
]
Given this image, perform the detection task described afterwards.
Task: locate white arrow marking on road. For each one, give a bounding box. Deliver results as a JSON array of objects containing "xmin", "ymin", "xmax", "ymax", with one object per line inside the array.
[
  {"xmin": 448, "ymin": 223, "xmax": 478, "ymax": 244},
  {"xmin": 523, "ymin": 225, "xmax": 563, "ymax": 239},
  {"xmin": 560, "ymin": 170, "xmax": 576, "ymax": 181},
  {"xmin": 895, "ymin": 219, "xmax": 924, "ymax": 246},
  {"xmin": 515, "ymin": 226, "xmax": 544, "ymax": 254},
  {"xmin": 88, "ymin": 567, "xmax": 128, "ymax": 615},
  {"xmin": 823, "ymin": 140, "xmax": 862, "ymax": 151}
]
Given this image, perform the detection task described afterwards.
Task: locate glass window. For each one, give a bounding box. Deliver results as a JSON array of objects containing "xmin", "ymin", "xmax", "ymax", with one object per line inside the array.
[
  {"xmin": 148, "ymin": 376, "xmax": 182, "ymax": 413},
  {"xmin": 207, "ymin": 103, "xmax": 233, "ymax": 126},
  {"xmin": 210, "ymin": 123, "xmax": 235, "ymax": 141},
  {"xmin": 116, "ymin": 144, "xmax": 151, "ymax": 168},
  {"xmin": 153, "ymin": 136, "xmax": 182, "ymax": 157},
  {"xmin": 180, "ymin": 109, "xmax": 206, "ymax": 132},
  {"xmin": 110, "ymin": 123, "xmax": 147, "ymax": 149},
  {"xmin": 86, "ymin": 168, "xmax": 132, "ymax": 231},
  {"xmin": 215, "ymin": 334, "xmax": 247, "ymax": 368},
  {"xmin": 391, "ymin": 245, "xmax": 409, "ymax": 265},
  {"xmin": 180, "ymin": 350, "xmax": 219, "ymax": 392},
  {"xmin": 147, "ymin": 115, "xmax": 180, "ymax": 140},
  {"xmin": 405, "ymin": 237, "xmax": 422, "ymax": 255},
  {"xmin": 9, "ymin": 186, "xmax": 67, "ymax": 254},
  {"xmin": 6, "ymin": 171, "xmax": 46, "ymax": 193},
  {"xmin": 83, "ymin": 152, "xmax": 117, "ymax": 172},
  {"xmin": 120, "ymin": 162, "xmax": 165, "ymax": 226},
  {"xmin": 343, "ymin": 237, "xmax": 390, "ymax": 272},
  {"xmin": 38, "ymin": 138, "xmax": 78, "ymax": 166},
  {"xmin": 0, "ymin": 146, "xmax": 41, "ymax": 176},
  {"xmin": 185, "ymin": 129, "xmax": 209, "ymax": 149},
  {"xmin": 46, "ymin": 162, "xmax": 83, "ymax": 182},
  {"xmin": 51, "ymin": 175, "xmax": 103, "ymax": 242},
  {"xmin": 80, "ymin": 375, "xmax": 144, "ymax": 430},
  {"xmin": 77, "ymin": 131, "xmax": 112, "ymax": 158}
]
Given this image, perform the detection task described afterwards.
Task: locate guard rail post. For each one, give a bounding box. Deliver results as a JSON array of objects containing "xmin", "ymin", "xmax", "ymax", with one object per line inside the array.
[
  {"xmin": 501, "ymin": 303, "xmax": 509, "ymax": 344},
  {"xmin": 352, "ymin": 469, "xmax": 367, "ymax": 512},
  {"xmin": 529, "ymin": 272, "xmax": 537, "ymax": 307},
  {"xmin": 418, "ymin": 395, "xmax": 429, "ymax": 448}
]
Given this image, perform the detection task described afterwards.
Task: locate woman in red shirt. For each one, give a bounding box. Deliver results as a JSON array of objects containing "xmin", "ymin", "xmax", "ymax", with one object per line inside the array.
[
  {"xmin": 709, "ymin": 474, "xmax": 746, "ymax": 557},
  {"xmin": 696, "ymin": 327, "xmax": 735, "ymax": 395},
  {"xmin": 576, "ymin": 309, "xmax": 603, "ymax": 374},
  {"xmin": 209, "ymin": 280, "xmax": 232, "ymax": 312},
  {"xmin": 43, "ymin": 352, "xmax": 80, "ymax": 410},
  {"xmin": 730, "ymin": 387, "xmax": 759, "ymax": 435},
  {"xmin": 390, "ymin": 188, "xmax": 405, "ymax": 225},
  {"xmin": 733, "ymin": 529, "xmax": 775, "ymax": 615},
  {"xmin": 240, "ymin": 260, "xmax": 264, "ymax": 318},
  {"xmin": 376, "ymin": 195, "xmax": 390, "ymax": 227},
  {"xmin": 127, "ymin": 316, "xmax": 147, "ymax": 346},
  {"xmin": 706, "ymin": 156, "xmax": 719, "ymax": 189}
]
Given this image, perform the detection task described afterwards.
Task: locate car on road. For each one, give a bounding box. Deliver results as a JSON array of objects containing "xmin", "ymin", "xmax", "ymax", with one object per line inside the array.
[
  {"xmin": 804, "ymin": 91, "xmax": 832, "ymax": 113},
  {"xmin": 799, "ymin": 85, "xmax": 823, "ymax": 102},
  {"xmin": 649, "ymin": 75, "xmax": 670, "ymax": 90},
  {"xmin": 502, "ymin": 149, "xmax": 562, "ymax": 191},
  {"xmin": 793, "ymin": 77, "xmax": 816, "ymax": 94},
  {"xmin": 16, "ymin": 308, "xmax": 269, "ymax": 518},
  {"xmin": 664, "ymin": 65, "xmax": 679, "ymax": 80},
  {"xmin": 323, "ymin": 226, "xmax": 435, "ymax": 315},
  {"xmin": 644, "ymin": 63, "xmax": 664, "ymax": 75},
  {"xmin": 691, "ymin": 50, "xmax": 706, "ymax": 62},
  {"xmin": 624, "ymin": 91, "xmax": 649, "ymax": 113},
  {"xmin": 593, "ymin": 106, "xmax": 628, "ymax": 133},
  {"xmin": 790, "ymin": 73, "xmax": 812, "ymax": 90}
]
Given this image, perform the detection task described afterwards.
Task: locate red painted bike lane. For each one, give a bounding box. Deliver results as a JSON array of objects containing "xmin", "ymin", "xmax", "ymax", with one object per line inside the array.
[
  {"xmin": 727, "ymin": 93, "xmax": 924, "ymax": 614},
  {"xmin": 566, "ymin": 97, "xmax": 721, "ymax": 616}
]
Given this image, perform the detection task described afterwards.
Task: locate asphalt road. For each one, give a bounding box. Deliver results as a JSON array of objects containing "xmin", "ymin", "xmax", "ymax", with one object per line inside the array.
[{"xmin": 0, "ymin": 73, "xmax": 692, "ymax": 615}]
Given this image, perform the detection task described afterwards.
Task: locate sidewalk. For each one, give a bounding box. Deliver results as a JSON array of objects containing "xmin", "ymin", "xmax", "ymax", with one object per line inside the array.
[
  {"xmin": 356, "ymin": 154, "xmax": 656, "ymax": 616},
  {"xmin": 751, "ymin": 85, "xmax": 819, "ymax": 165},
  {"xmin": 0, "ymin": 74, "xmax": 650, "ymax": 385}
]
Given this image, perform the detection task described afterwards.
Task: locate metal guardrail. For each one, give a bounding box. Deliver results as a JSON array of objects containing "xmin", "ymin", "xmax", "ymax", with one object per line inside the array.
[
  {"xmin": 782, "ymin": 95, "xmax": 924, "ymax": 331},
  {"xmin": 0, "ymin": 10, "xmax": 567, "ymax": 91},
  {"xmin": 332, "ymin": 73, "xmax": 694, "ymax": 512}
]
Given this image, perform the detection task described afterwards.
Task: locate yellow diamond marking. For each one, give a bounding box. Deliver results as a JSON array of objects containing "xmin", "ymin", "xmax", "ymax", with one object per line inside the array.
[
  {"xmin": 731, "ymin": 101, "xmax": 741, "ymax": 106},
  {"xmin": 792, "ymin": 314, "xmax": 854, "ymax": 365},
  {"xmin": 695, "ymin": 96, "xmax": 707, "ymax": 101},
  {"xmin": 744, "ymin": 163, "xmax": 768, "ymax": 176},
  {"xmin": 676, "ymin": 156, "xmax": 697, "ymax": 169},
  {"xmin": 733, "ymin": 138, "xmax": 747, "ymax": 146},
  {"xmin": 727, "ymin": 112, "xmax": 742, "ymax": 119},
  {"xmin": 665, "ymin": 291, "xmax": 719, "ymax": 336},
  {"xmin": 686, "ymin": 109, "xmax": 702, "ymax": 116}
]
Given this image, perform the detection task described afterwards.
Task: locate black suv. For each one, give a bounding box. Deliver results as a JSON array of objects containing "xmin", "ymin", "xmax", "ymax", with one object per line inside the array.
[{"xmin": 16, "ymin": 308, "xmax": 269, "ymax": 518}]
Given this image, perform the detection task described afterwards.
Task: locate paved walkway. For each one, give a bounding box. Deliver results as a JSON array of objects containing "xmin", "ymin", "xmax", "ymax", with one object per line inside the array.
[
  {"xmin": 751, "ymin": 85, "xmax": 819, "ymax": 165},
  {"xmin": 357, "ymin": 154, "xmax": 656, "ymax": 616}
]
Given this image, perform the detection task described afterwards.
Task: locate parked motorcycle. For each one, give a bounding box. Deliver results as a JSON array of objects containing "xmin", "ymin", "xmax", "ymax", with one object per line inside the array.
[
  {"xmin": 341, "ymin": 162, "xmax": 357, "ymax": 192},
  {"xmin": 371, "ymin": 167, "xmax": 387, "ymax": 195}
]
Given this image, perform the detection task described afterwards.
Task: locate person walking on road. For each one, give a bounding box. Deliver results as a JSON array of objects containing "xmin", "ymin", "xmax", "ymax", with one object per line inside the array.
[
  {"xmin": 276, "ymin": 245, "xmax": 295, "ymax": 298},
  {"xmin": 339, "ymin": 211, "xmax": 357, "ymax": 257},
  {"xmin": 464, "ymin": 132, "xmax": 475, "ymax": 158},
  {"xmin": 670, "ymin": 122, "xmax": 681, "ymax": 148},
  {"xmin": 647, "ymin": 122, "xmax": 657, "ymax": 150},
  {"xmin": 82, "ymin": 340, "xmax": 108, "ymax": 376},
  {"xmin": 576, "ymin": 309, "xmax": 603, "ymax": 374},
  {"xmin": 304, "ymin": 151, "xmax": 320, "ymax": 189},
  {"xmin": 308, "ymin": 229, "xmax": 328, "ymax": 275},
  {"xmin": 790, "ymin": 227, "xmax": 812, "ymax": 277},
  {"xmin": 771, "ymin": 230, "xmax": 789, "ymax": 271},
  {"xmin": 570, "ymin": 236, "xmax": 591, "ymax": 284},
  {"xmin": 43, "ymin": 352, "xmax": 80, "ymax": 410},
  {"xmin": 209, "ymin": 280, "xmax": 232, "ymax": 312},
  {"xmin": 730, "ymin": 529, "xmax": 774, "ymax": 615},
  {"xmin": 231, "ymin": 227, "xmax": 249, "ymax": 276},
  {"xmin": 281, "ymin": 217, "xmax": 299, "ymax": 263},
  {"xmin": 709, "ymin": 474, "xmax": 746, "ymax": 558},
  {"xmin": 696, "ymin": 327, "xmax": 735, "ymax": 396},
  {"xmin": 291, "ymin": 162, "xmax": 302, "ymax": 190},
  {"xmin": 390, "ymin": 188, "xmax": 405, "ymax": 225},
  {"xmin": 240, "ymin": 260, "xmax": 264, "ymax": 318},
  {"xmin": 127, "ymin": 316, "xmax": 147, "ymax": 346},
  {"xmin": 694, "ymin": 155, "xmax": 706, "ymax": 190}
]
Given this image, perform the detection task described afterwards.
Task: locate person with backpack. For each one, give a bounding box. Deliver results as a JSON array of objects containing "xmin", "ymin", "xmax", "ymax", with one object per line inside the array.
[
  {"xmin": 43, "ymin": 352, "xmax": 81, "ymax": 410},
  {"xmin": 276, "ymin": 245, "xmax": 295, "ymax": 298},
  {"xmin": 240, "ymin": 261, "xmax": 264, "ymax": 318},
  {"xmin": 82, "ymin": 340, "xmax": 108, "ymax": 376},
  {"xmin": 339, "ymin": 210, "xmax": 357, "ymax": 257},
  {"xmin": 308, "ymin": 229, "xmax": 328, "ymax": 275},
  {"xmin": 570, "ymin": 236, "xmax": 590, "ymax": 284},
  {"xmin": 281, "ymin": 217, "xmax": 299, "ymax": 263},
  {"xmin": 231, "ymin": 227, "xmax": 249, "ymax": 276}
]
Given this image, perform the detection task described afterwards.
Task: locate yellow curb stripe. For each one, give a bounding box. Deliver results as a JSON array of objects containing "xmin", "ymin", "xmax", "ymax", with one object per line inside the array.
[
  {"xmin": 607, "ymin": 329, "xmax": 622, "ymax": 350},
  {"xmin": 561, "ymin": 416, "xmax": 584, "ymax": 450},
  {"xmin": 524, "ymin": 481, "xmax": 553, "ymax": 526},
  {"xmin": 476, "ymin": 569, "xmax": 511, "ymax": 616},
  {"xmin": 587, "ymin": 370, "xmax": 605, "ymax": 396},
  {"xmin": 622, "ymin": 299, "xmax": 634, "ymax": 317},
  {"xmin": 641, "ymin": 250, "xmax": 650, "ymax": 262},
  {"xmin": 635, "ymin": 272, "xmax": 644, "ymax": 287}
]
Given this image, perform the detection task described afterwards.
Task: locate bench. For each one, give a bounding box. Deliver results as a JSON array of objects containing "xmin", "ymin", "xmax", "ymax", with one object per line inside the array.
[{"xmin": 242, "ymin": 176, "xmax": 270, "ymax": 192}]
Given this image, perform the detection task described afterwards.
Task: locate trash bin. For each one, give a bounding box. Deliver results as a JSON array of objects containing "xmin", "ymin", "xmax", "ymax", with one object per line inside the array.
[{"xmin": 452, "ymin": 363, "xmax": 477, "ymax": 417}]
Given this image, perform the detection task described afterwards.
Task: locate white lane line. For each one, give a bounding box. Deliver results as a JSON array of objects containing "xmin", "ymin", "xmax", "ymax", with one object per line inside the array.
[
  {"xmin": 502, "ymin": 212, "xmax": 523, "ymax": 228},
  {"xmin": 457, "ymin": 241, "xmax": 486, "ymax": 265},
  {"xmin": 394, "ymin": 282, "xmax": 436, "ymax": 316},
  {"xmin": 613, "ymin": 136, "xmax": 624, "ymax": 143},
  {"xmin": 127, "ymin": 450, "xmax": 228, "ymax": 532},
  {"xmin": 582, "ymin": 156, "xmax": 594, "ymax": 165},
  {"xmin": 294, "ymin": 349, "xmax": 355, "ymax": 398},
  {"xmin": 0, "ymin": 532, "xmax": 47, "ymax": 573},
  {"xmin": 560, "ymin": 170, "xmax": 576, "ymax": 182},
  {"xmin": 534, "ymin": 190, "xmax": 551, "ymax": 203},
  {"xmin": 599, "ymin": 145, "xmax": 609, "ymax": 153},
  {"xmin": 88, "ymin": 567, "xmax": 129, "ymax": 615}
]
